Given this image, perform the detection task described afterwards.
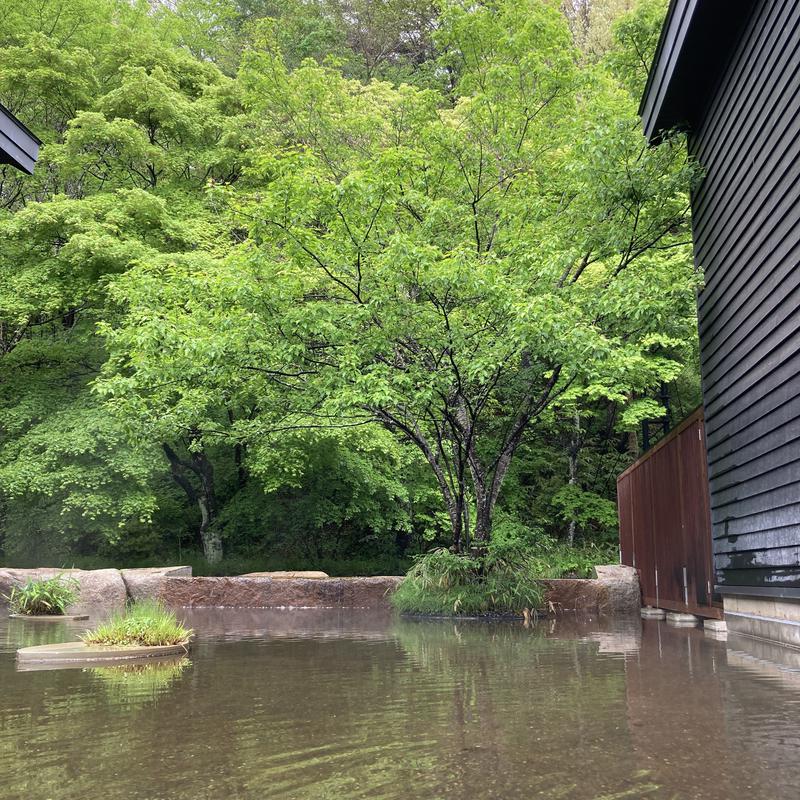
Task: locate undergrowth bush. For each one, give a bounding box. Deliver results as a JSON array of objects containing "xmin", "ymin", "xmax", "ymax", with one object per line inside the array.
[
  {"xmin": 4, "ymin": 575, "xmax": 79, "ymax": 616},
  {"xmin": 392, "ymin": 544, "xmax": 544, "ymax": 615},
  {"xmin": 82, "ymin": 600, "xmax": 192, "ymax": 647}
]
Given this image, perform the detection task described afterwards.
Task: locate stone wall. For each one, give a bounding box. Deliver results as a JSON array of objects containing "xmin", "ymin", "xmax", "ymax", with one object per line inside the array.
[
  {"xmin": 157, "ymin": 576, "xmax": 403, "ymax": 609},
  {"xmin": 0, "ymin": 566, "xmax": 189, "ymax": 615},
  {"xmin": 1, "ymin": 564, "xmax": 641, "ymax": 616}
]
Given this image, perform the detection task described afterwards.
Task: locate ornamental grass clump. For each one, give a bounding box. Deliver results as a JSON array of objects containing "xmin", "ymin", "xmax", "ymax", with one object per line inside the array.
[
  {"xmin": 391, "ymin": 544, "xmax": 544, "ymax": 616},
  {"xmin": 5, "ymin": 575, "xmax": 80, "ymax": 616},
  {"xmin": 82, "ymin": 600, "xmax": 192, "ymax": 647}
]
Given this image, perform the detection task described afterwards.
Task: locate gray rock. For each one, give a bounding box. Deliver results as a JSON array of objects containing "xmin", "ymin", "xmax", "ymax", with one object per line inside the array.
[
  {"xmin": 0, "ymin": 568, "xmax": 127, "ymax": 615},
  {"xmin": 121, "ymin": 566, "xmax": 193, "ymax": 603},
  {"xmin": 542, "ymin": 564, "xmax": 641, "ymax": 617}
]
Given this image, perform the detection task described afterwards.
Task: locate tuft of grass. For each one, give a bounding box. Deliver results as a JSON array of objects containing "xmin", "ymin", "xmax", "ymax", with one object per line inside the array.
[
  {"xmin": 82, "ymin": 600, "xmax": 192, "ymax": 647},
  {"xmin": 392, "ymin": 544, "xmax": 544, "ymax": 616},
  {"xmin": 5, "ymin": 575, "xmax": 80, "ymax": 616}
]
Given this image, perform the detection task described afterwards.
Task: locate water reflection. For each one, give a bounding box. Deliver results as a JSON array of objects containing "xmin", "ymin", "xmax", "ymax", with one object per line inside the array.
[
  {"xmin": 1, "ymin": 611, "xmax": 800, "ymax": 799},
  {"xmin": 4, "ymin": 615, "xmax": 86, "ymax": 650},
  {"xmin": 89, "ymin": 658, "xmax": 191, "ymax": 708}
]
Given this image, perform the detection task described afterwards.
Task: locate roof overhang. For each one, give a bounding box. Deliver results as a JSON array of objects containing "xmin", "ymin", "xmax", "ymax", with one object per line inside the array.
[
  {"xmin": 0, "ymin": 103, "xmax": 41, "ymax": 174},
  {"xmin": 640, "ymin": 0, "xmax": 755, "ymax": 143}
]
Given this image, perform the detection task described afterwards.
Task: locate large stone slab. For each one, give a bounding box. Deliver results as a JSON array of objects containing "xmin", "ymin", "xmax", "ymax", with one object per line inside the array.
[
  {"xmin": 541, "ymin": 565, "xmax": 640, "ymax": 617},
  {"xmin": 159, "ymin": 576, "xmax": 403, "ymax": 609},
  {"xmin": 121, "ymin": 566, "xmax": 193, "ymax": 603},
  {"xmin": 0, "ymin": 568, "xmax": 127, "ymax": 615}
]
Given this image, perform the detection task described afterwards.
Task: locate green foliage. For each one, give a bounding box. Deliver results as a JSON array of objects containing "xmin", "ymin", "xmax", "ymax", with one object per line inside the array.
[
  {"xmin": 391, "ymin": 544, "xmax": 544, "ymax": 615},
  {"xmin": 0, "ymin": 0, "xmax": 698, "ymax": 574},
  {"xmin": 529, "ymin": 538, "xmax": 619, "ymax": 579},
  {"xmin": 487, "ymin": 512, "xmax": 617, "ymax": 578},
  {"xmin": 82, "ymin": 600, "xmax": 193, "ymax": 647},
  {"xmin": 5, "ymin": 575, "xmax": 80, "ymax": 616},
  {"xmin": 550, "ymin": 484, "xmax": 618, "ymax": 533},
  {"xmin": 605, "ymin": 0, "xmax": 668, "ymax": 98}
]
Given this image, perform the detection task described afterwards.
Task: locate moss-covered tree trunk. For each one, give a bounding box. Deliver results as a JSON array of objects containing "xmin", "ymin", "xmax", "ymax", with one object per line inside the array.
[{"xmin": 163, "ymin": 441, "xmax": 222, "ymax": 564}]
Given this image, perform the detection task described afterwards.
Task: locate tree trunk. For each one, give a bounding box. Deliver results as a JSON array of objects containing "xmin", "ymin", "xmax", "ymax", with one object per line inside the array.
[
  {"xmin": 198, "ymin": 495, "xmax": 223, "ymax": 564},
  {"xmin": 162, "ymin": 442, "xmax": 223, "ymax": 565},
  {"xmin": 473, "ymin": 489, "xmax": 493, "ymax": 543},
  {"xmin": 449, "ymin": 495, "xmax": 464, "ymax": 553},
  {"xmin": 194, "ymin": 449, "xmax": 221, "ymax": 564},
  {"xmin": 567, "ymin": 409, "xmax": 581, "ymax": 547}
]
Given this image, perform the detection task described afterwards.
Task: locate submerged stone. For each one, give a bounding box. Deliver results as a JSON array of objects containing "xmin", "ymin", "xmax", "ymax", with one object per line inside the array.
[{"xmin": 666, "ymin": 611, "xmax": 701, "ymax": 626}]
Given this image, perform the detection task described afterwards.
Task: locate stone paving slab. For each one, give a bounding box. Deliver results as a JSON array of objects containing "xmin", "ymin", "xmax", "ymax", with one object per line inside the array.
[
  {"xmin": 242, "ymin": 571, "xmax": 329, "ymax": 579},
  {"xmin": 17, "ymin": 640, "xmax": 189, "ymax": 664}
]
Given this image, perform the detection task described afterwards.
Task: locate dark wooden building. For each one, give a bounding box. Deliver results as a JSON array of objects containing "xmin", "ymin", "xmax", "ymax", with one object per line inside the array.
[
  {"xmin": 0, "ymin": 102, "xmax": 40, "ymax": 175},
  {"xmin": 637, "ymin": 0, "xmax": 800, "ymax": 646}
]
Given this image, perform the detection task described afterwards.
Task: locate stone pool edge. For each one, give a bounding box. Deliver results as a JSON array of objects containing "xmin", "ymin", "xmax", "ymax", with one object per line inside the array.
[{"xmin": 1, "ymin": 565, "xmax": 641, "ymax": 617}]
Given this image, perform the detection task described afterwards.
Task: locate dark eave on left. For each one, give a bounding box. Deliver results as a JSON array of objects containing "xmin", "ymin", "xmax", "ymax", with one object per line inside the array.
[
  {"xmin": 0, "ymin": 103, "xmax": 41, "ymax": 175},
  {"xmin": 640, "ymin": 0, "xmax": 755, "ymax": 143}
]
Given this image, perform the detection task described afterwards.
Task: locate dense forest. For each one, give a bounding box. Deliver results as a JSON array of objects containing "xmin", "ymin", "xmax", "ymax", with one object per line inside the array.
[{"xmin": 0, "ymin": 0, "xmax": 700, "ymax": 576}]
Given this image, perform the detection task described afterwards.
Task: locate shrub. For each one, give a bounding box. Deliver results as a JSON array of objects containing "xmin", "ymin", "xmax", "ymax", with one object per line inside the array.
[
  {"xmin": 5, "ymin": 575, "xmax": 80, "ymax": 616},
  {"xmin": 391, "ymin": 544, "xmax": 544, "ymax": 616},
  {"xmin": 82, "ymin": 600, "xmax": 192, "ymax": 647}
]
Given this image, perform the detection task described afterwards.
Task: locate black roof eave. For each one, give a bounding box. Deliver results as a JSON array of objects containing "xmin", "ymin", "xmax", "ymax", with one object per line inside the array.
[
  {"xmin": 640, "ymin": 0, "xmax": 756, "ymax": 143},
  {"xmin": 0, "ymin": 103, "xmax": 41, "ymax": 175}
]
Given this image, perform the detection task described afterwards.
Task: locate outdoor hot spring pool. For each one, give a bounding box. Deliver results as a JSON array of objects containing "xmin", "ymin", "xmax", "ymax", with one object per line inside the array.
[{"xmin": 2, "ymin": 609, "xmax": 800, "ymax": 800}]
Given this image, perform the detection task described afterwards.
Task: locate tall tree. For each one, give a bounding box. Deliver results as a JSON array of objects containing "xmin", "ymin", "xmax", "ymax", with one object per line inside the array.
[{"xmin": 102, "ymin": 0, "xmax": 698, "ymax": 550}]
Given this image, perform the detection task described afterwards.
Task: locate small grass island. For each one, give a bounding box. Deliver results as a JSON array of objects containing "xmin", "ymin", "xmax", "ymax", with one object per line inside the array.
[{"xmin": 16, "ymin": 601, "xmax": 193, "ymax": 666}]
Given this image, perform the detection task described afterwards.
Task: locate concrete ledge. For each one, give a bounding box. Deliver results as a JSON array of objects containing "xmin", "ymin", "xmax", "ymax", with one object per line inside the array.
[
  {"xmin": 725, "ymin": 610, "xmax": 800, "ymax": 650},
  {"xmin": 158, "ymin": 576, "xmax": 404, "ymax": 609},
  {"xmin": 9, "ymin": 614, "xmax": 88, "ymax": 621},
  {"xmin": 17, "ymin": 641, "xmax": 189, "ymax": 664}
]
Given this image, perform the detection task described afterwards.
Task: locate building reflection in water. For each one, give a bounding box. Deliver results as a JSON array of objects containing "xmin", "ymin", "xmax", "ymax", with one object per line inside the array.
[{"xmin": 623, "ymin": 620, "xmax": 800, "ymax": 800}]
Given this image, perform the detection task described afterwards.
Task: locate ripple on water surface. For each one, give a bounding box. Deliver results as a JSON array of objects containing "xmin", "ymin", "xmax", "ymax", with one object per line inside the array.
[{"xmin": 2, "ymin": 608, "xmax": 800, "ymax": 800}]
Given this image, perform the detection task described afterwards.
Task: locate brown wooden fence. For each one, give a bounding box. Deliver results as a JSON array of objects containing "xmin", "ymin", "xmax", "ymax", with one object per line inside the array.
[{"xmin": 617, "ymin": 407, "xmax": 722, "ymax": 619}]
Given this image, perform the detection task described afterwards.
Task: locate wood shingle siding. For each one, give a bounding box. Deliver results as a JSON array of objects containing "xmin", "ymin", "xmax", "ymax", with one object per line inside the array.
[
  {"xmin": 687, "ymin": 0, "xmax": 800, "ymax": 591},
  {"xmin": 639, "ymin": 0, "xmax": 800, "ymax": 598}
]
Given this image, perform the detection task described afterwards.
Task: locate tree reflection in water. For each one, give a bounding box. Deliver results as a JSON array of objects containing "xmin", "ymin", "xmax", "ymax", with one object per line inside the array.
[{"xmin": 1, "ymin": 611, "xmax": 800, "ymax": 799}]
